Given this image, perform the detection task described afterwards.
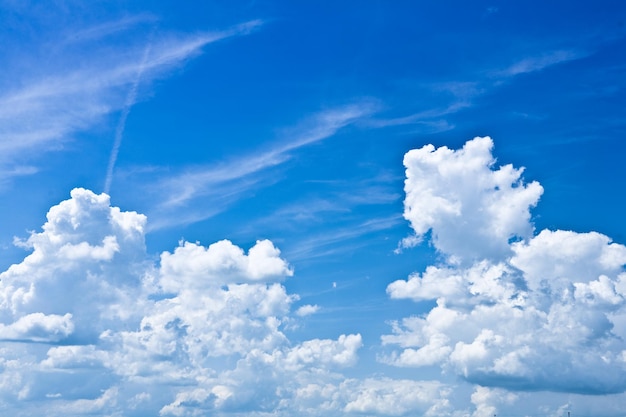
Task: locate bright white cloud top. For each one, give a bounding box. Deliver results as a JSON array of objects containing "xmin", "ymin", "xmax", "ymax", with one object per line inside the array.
[
  {"xmin": 1, "ymin": 2, "xmax": 625, "ymax": 417},
  {"xmin": 399, "ymin": 137, "xmax": 544, "ymax": 262}
]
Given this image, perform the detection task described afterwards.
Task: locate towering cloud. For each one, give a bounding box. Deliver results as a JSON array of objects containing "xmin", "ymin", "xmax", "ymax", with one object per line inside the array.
[{"xmin": 385, "ymin": 137, "xmax": 626, "ymax": 398}]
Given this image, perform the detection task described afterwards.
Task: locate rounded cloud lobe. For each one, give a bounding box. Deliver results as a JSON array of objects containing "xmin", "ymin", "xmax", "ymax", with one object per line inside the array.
[
  {"xmin": 401, "ymin": 136, "xmax": 543, "ymax": 263},
  {"xmin": 0, "ymin": 188, "xmax": 147, "ymax": 342},
  {"xmin": 158, "ymin": 238, "xmax": 293, "ymax": 293},
  {"xmin": 385, "ymin": 137, "xmax": 626, "ymax": 399}
]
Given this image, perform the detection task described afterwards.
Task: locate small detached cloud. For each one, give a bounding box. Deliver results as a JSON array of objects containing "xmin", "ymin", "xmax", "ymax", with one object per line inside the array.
[
  {"xmin": 342, "ymin": 378, "xmax": 451, "ymax": 416},
  {"xmin": 384, "ymin": 137, "xmax": 626, "ymax": 400},
  {"xmin": 296, "ymin": 304, "xmax": 320, "ymax": 317},
  {"xmin": 159, "ymin": 238, "xmax": 293, "ymax": 292}
]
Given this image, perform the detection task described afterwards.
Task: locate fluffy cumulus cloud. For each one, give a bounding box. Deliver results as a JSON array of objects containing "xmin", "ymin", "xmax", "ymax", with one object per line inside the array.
[
  {"xmin": 0, "ymin": 188, "xmax": 148, "ymax": 342},
  {"xmin": 384, "ymin": 137, "xmax": 626, "ymax": 413},
  {"xmin": 3, "ymin": 137, "xmax": 626, "ymax": 416},
  {"xmin": 342, "ymin": 378, "xmax": 451, "ymax": 416},
  {"xmin": 0, "ymin": 312, "xmax": 74, "ymax": 343},
  {"xmin": 159, "ymin": 238, "xmax": 293, "ymax": 292},
  {"xmin": 400, "ymin": 136, "xmax": 543, "ymax": 263},
  {"xmin": 0, "ymin": 188, "xmax": 401, "ymax": 417}
]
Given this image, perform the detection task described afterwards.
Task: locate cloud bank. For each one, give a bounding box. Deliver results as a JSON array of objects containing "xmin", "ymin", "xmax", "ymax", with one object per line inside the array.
[{"xmin": 1, "ymin": 137, "xmax": 626, "ymax": 416}]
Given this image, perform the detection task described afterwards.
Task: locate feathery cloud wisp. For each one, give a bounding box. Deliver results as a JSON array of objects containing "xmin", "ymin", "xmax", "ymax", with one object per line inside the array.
[
  {"xmin": 0, "ymin": 18, "xmax": 263, "ymax": 185},
  {"xmin": 145, "ymin": 103, "xmax": 377, "ymax": 230}
]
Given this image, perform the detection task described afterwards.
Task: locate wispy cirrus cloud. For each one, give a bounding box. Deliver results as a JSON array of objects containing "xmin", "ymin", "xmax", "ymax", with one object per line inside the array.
[
  {"xmin": 365, "ymin": 82, "xmax": 480, "ymax": 130},
  {"xmin": 285, "ymin": 215, "xmax": 403, "ymax": 261},
  {"xmin": 60, "ymin": 14, "xmax": 158, "ymax": 44},
  {"xmin": 145, "ymin": 102, "xmax": 378, "ymax": 230},
  {"xmin": 232, "ymin": 173, "xmax": 401, "ymax": 242},
  {"xmin": 367, "ymin": 47, "xmax": 587, "ymax": 133},
  {"xmin": 0, "ymin": 17, "xmax": 262, "ymax": 185},
  {"xmin": 495, "ymin": 49, "xmax": 586, "ymax": 77}
]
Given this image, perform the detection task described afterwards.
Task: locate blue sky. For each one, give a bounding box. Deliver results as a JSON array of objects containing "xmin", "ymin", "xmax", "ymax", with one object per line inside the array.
[{"xmin": 0, "ymin": 1, "xmax": 625, "ymax": 416}]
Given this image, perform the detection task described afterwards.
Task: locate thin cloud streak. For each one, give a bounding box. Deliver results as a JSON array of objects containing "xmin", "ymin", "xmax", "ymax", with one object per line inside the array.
[
  {"xmin": 235, "ymin": 175, "xmax": 401, "ymax": 237},
  {"xmin": 365, "ymin": 49, "xmax": 587, "ymax": 133},
  {"xmin": 142, "ymin": 103, "xmax": 377, "ymax": 231},
  {"xmin": 0, "ymin": 19, "xmax": 263, "ymax": 182},
  {"xmin": 155, "ymin": 103, "xmax": 377, "ymax": 211},
  {"xmin": 62, "ymin": 14, "xmax": 158, "ymax": 44},
  {"xmin": 363, "ymin": 82, "xmax": 480, "ymax": 130},
  {"xmin": 495, "ymin": 49, "xmax": 586, "ymax": 77},
  {"xmin": 285, "ymin": 215, "xmax": 403, "ymax": 262},
  {"xmin": 364, "ymin": 103, "xmax": 468, "ymax": 130},
  {"xmin": 104, "ymin": 38, "xmax": 153, "ymax": 195}
]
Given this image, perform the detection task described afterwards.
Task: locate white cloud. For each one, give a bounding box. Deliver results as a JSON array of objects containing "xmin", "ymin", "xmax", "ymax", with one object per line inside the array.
[
  {"xmin": 382, "ymin": 333, "xmax": 452, "ymax": 367},
  {"xmin": 4, "ymin": 136, "xmax": 626, "ymax": 416},
  {"xmin": 0, "ymin": 187, "xmax": 379, "ymax": 416},
  {"xmin": 343, "ymin": 378, "xmax": 450, "ymax": 416},
  {"xmin": 284, "ymin": 334, "xmax": 362, "ymax": 370},
  {"xmin": 41, "ymin": 345, "xmax": 107, "ymax": 369},
  {"xmin": 470, "ymin": 386, "xmax": 517, "ymax": 417},
  {"xmin": 108, "ymin": 281, "xmax": 297, "ymax": 374},
  {"xmin": 402, "ymin": 136, "xmax": 543, "ymax": 263},
  {"xmin": 0, "ymin": 312, "xmax": 74, "ymax": 343},
  {"xmin": 295, "ymin": 304, "xmax": 320, "ymax": 317},
  {"xmin": 159, "ymin": 239, "xmax": 293, "ymax": 292},
  {"xmin": 385, "ymin": 137, "xmax": 626, "ymax": 397},
  {"xmin": 510, "ymin": 229, "xmax": 626, "ymax": 290},
  {"xmin": 54, "ymin": 387, "xmax": 120, "ymax": 415},
  {"xmin": 156, "ymin": 333, "xmax": 363, "ymax": 416},
  {"xmin": 387, "ymin": 261, "xmax": 515, "ymax": 305},
  {"xmin": 0, "ymin": 188, "xmax": 147, "ymax": 339}
]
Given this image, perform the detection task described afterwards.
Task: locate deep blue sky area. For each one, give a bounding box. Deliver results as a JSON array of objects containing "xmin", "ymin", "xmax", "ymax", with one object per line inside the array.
[{"xmin": 0, "ymin": 1, "xmax": 625, "ymax": 416}]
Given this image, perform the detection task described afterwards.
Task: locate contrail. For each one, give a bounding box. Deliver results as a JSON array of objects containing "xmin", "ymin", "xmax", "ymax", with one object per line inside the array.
[{"xmin": 104, "ymin": 39, "xmax": 152, "ymax": 195}]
